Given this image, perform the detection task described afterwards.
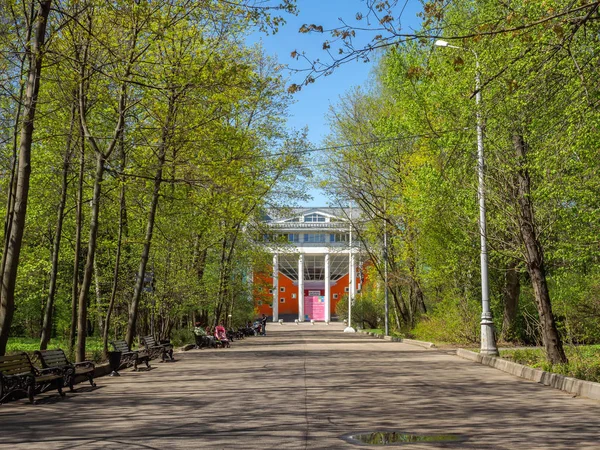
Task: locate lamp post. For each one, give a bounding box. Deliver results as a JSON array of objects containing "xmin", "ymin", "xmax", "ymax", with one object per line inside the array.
[
  {"xmin": 434, "ymin": 39, "xmax": 498, "ymax": 356},
  {"xmin": 383, "ymin": 200, "xmax": 389, "ymax": 337}
]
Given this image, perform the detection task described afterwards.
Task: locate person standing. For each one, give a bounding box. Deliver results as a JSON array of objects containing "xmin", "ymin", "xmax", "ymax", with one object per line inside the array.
[{"xmin": 261, "ymin": 314, "xmax": 268, "ymax": 336}]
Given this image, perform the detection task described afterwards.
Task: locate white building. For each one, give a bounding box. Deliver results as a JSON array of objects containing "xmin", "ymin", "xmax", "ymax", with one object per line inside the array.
[{"xmin": 254, "ymin": 208, "xmax": 364, "ymax": 322}]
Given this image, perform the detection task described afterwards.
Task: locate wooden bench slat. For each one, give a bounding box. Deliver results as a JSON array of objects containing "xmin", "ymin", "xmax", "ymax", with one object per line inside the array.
[
  {"xmin": 36, "ymin": 374, "xmax": 62, "ymax": 382},
  {"xmin": 43, "ymin": 357, "xmax": 68, "ymax": 365},
  {"xmin": 1, "ymin": 360, "xmax": 30, "ymax": 369}
]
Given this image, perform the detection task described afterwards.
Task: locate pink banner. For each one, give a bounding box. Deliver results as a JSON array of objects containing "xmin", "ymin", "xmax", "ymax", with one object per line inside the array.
[{"xmin": 304, "ymin": 296, "xmax": 325, "ymax": 321}]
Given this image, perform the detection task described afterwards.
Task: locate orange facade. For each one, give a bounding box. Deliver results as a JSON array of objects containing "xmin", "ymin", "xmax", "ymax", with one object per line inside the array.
[{"xmin": 253, "ymin": 269, "xmax": 361, "ymax": 319}]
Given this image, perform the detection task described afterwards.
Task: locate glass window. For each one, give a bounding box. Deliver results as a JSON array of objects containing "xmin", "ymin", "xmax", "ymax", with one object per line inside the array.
[
  {"xmin": 280, "ymin": 286, "xmax": 285, "ymax": 292},
  {"xmin": 304, "ymin": 233, "xmax": 326, "ymax": 243},
  {"xmin": 304, "ymin": 213, "xmax": 326, "ymax": 222}
]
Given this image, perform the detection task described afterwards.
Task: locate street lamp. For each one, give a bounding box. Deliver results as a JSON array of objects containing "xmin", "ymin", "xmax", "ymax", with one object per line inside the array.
[
  {"xmin": 383, "ymin": 200, "xmax": 389, "ymax": 337},
  {"xmin": 434, "ymin": 39, "xmax": 499, "ymax": 356}
]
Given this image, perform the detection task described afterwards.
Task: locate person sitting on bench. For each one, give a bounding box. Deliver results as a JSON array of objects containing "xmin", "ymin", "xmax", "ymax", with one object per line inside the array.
[{"xmin": 193, "ymin": 322, "xmax": 209, "ymax": 348}]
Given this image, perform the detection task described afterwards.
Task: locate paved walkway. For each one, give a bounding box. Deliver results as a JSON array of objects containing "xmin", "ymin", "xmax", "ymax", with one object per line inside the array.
[{"xmin": 1, "ymin": 324, "xmax": 600, "ymax": 449}]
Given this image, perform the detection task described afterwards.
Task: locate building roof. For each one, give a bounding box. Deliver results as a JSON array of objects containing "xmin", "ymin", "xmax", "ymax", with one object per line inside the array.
[{"xmin": 263, "ymin": 207, "xmax": 361, "ymax": 223}]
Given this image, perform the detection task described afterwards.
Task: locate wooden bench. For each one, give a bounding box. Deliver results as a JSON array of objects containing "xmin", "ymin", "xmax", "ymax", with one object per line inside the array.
[
  {"xmin": 110, "ymin": 340, "xmax": 150, "ymax": 371},
  {"xmin": 34, "ymin": 349, "xmax": 96, "ymax": 391},
  {"xmin": 141, "ymin": 335, "xmax": 174, "ymax": 362},
  {"xmin": 0, "ymin": 352, "xmax": 65, "ymax": 404},
  {"xmin": 195, "ymin": 334, "xmax": 216, "ymax": 349}
]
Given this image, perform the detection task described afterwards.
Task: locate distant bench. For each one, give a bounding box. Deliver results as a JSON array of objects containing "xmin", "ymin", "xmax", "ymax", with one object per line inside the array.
[
  {"xmin": 34, "ymin": 349, "xmax": 96, "ymax": 391},
  {"xmin": 141, "ymin": 335, "xmax": 174, "ymax": 362},
  {"xmin": 111, "ymin": 340, "xmax": 151, "ymax": 372},
  {"xmin": 0, "ymin": 352, "xmax": 65, "ymax": 404}
]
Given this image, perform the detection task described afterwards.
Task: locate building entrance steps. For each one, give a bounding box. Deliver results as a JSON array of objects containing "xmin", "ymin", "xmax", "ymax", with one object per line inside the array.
[{"xmin": 2, "ymin": 325, "xmax": 600, "ymax": 449}]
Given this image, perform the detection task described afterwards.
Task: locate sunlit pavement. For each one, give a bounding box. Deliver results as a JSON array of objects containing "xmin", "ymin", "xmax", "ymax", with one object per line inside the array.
[{"xmin": 1, "ymin": 323, "xmax": 599, "ymax": 449}]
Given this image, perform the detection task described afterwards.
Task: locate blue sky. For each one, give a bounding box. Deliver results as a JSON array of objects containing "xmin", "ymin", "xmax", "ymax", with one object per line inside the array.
[{"xmin": 250, "ymin": 1, "xmax": 423, "ymax": 206}]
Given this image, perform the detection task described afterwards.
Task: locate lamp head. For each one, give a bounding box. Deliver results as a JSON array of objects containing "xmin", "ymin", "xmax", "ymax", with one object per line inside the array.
[{"xmin": 434, "ymin": 39, "xmax": 464, "ymax": 50}]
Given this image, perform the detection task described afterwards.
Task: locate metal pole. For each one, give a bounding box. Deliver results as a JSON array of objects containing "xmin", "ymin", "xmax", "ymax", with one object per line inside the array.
[
  {"xmin": 474, "ymin": 55, "xmax": 498, "ymax": 356},
  {"xmin": 348, "ymin": 224, "xmax": 352, "ymax": 328},
  {"xmin": 383, "ymin": 210, "xmax": 389, "ymax": 337}
]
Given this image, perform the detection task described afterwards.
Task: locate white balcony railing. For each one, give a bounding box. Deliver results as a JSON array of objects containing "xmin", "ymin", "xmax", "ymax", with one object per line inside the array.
[{"xmin": 267, "ymin": 222, "xmax": 349, "ymax": 230}]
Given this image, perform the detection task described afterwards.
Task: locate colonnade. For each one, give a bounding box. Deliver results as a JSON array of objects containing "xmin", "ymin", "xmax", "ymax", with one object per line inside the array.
[{"xmin": 271, "ymin": 252, "xmax": 356, "ymax": 322}]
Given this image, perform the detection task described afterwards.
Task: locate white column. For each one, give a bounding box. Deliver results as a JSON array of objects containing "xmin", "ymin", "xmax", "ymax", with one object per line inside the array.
[
  {"xmin": 324, "ymin": 253, "xmax": 331, "ymax": 322},
  {"xmin": 298, "ymin": 254, "xmax": 304, "ymax": 321},
  {"xmin": 349, "ymin": 251, "xmax": 356, "ymax": 300},
  {"xmin": 344, "ymin": 225, "xmax": 356, "ymax": 333},
  {"xmin": 272, "ymin": 254, "xmax": 278, "ymax": 322}
]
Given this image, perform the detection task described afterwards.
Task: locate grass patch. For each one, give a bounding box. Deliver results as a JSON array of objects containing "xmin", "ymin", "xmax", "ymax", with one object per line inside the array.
[
  {"xmin": 500, "ymin": 345, "xmax": 600, "ymax": 383},
  {"xmin": 363, "ymin": 328, "xmax": 384, "ymax": 334},
  {"xmin": 362, "ymin": 328, "xmax": 403, "ymax": 338},
  {"xmin": 7, "ymin": 337, "xmax": 106, "ymax": 363}
]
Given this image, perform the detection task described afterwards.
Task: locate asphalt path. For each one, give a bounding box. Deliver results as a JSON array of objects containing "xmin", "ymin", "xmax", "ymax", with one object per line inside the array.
[{"xmin": 1, "ymin": 323, "xmax": 599, "ymax": 449}]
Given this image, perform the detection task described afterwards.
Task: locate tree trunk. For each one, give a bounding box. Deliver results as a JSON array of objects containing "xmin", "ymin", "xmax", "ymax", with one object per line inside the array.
[
  {"xmin": 391, "ymin": 287, "xmax": 409, "ymax": 325},
  {"xmin": 393, "ymin": 302, "xmax": 402, "ymax": 331},
  {"xmin": 214, "ymin": 224, "xmax": 241, "ymax": 327},
  {"xmin": 513, "ymin": 133, "xmax": 567, "ymax": 364},
  {"xmin": 103, "ymin": 163, "xmax": 127, "ymax": 357},
  {"xmin": 125, "ymin": 101, "xmax": 171, "ymax": 346},
  {"xmin": 76, "ymin": 153, "xmax": 105, "ymax": 362},
  {"xmin": 69, "ymin": 130, "xmax": 85, "ymax": 353},
  {"xmin": 0, "ymin": 0, "xmax": 52, "ymax": 356},
  {"xmin": 1, "ymin": 1, "xmax": 34, "ymax": 286},
  {"xmin": 40, "ymin": 103, "xmax": 76, "ymax": 350},
  {"xmin": 76, "ymin": 6, "xmax": 133, "ymax": 360},
  {"xmin": 93, "ymin": 256, "xmax": 103, "ymax": 337},
  {"xmin": 501, "ymin": 261, "xmax": 520, "ymax": 342}
]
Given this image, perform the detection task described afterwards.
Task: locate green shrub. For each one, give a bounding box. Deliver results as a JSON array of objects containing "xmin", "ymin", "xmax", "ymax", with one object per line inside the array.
[
  {"xmin": 336, "ymin": 285, "xmax": 385, "ymax": 330},
  {"xmin": 502, "ymin": 348, "xmax": 544, "ymax": 367},
  {"xmin": 170, "ymin": 328, "xmax": 195, "ymax": 347},
  {"xmin": 6, "ymin": 337, "xmax": 105, "ymax": 362},
  {"xmin": 411, "ymin": 295, "xmax": 480, "ymax": 344}
]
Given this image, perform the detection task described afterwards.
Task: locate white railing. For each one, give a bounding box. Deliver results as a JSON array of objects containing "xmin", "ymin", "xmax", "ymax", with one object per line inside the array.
[{"xmin": 267, "ymin": 222, "xmax": 348, "ymax": 230}]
